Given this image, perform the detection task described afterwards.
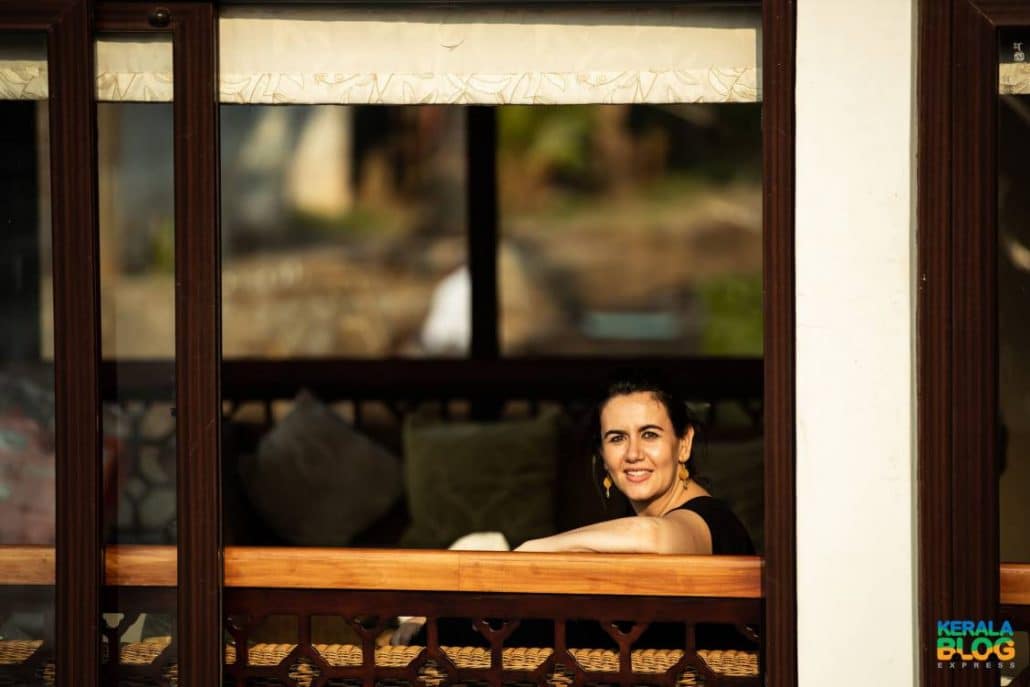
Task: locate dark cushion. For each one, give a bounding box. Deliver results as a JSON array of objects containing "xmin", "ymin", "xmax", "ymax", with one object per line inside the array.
[
  {"xmin": 400, "ymin": 409, "xmax": 559, "ymax": 549},
  {"xmin": 239, "ymin": 391, "xmax": 402, "ymax": 546}
]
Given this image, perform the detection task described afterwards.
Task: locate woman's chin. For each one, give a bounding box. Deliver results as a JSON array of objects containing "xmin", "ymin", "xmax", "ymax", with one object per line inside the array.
[{"xmin": 620, "ymin": 484, "xmax": 658, "ymax": 503}]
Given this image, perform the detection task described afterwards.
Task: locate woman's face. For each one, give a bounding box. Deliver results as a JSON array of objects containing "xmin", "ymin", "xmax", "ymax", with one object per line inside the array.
[{"xmin": 600, "ymin": 391, "xmax": 693, "ymax": 512}]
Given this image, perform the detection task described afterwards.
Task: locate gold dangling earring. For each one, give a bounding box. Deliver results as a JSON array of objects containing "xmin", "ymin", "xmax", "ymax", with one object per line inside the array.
[
  {"xmin": 678, "ymin": 462, "xmax": 690, "ymax": 486},
  {"xmin": 603, "ymin": 474, "xmax": 613, "ymax": 499}
]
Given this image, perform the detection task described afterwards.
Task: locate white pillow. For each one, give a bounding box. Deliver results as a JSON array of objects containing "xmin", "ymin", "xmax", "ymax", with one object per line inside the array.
[{"xmin": 240, "ymin": 391, "xmax": 401, "ymax": 546}]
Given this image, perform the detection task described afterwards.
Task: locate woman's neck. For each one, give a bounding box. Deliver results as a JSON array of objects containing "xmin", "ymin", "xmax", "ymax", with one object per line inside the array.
[{"xmin": 632, "ymin": 479, "xmax": 708, "ymax": 518}]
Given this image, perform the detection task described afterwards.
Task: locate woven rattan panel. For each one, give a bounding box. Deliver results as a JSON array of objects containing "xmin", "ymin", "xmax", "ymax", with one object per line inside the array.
[{"xmin": 0, "ymin": 640, "xmax": 757, "ymax": 686}]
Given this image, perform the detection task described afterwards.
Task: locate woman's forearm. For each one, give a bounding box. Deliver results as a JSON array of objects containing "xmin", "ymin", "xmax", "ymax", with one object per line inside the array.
[
  {"xmin": 516, "ymin": 517, "xmax": 663, "ymax": 553},
  {"xmin": 516, "ymin": 512, "xmax": 708, "ymax": 554}
]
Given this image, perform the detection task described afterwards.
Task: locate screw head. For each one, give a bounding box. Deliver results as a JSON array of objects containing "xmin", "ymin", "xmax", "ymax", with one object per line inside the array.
[{"xmin": 149, "ymin": 7, "xmax": 171, "ymax": 28}]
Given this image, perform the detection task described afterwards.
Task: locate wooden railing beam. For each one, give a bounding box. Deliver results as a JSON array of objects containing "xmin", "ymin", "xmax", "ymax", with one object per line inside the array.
[
  {"xmin": 0, "ymin": 546, "xmax": 760, "ymax": 597},
  {"xmin": 3, "ymin": 546, "xmax": 1029, "ymax": 604}
]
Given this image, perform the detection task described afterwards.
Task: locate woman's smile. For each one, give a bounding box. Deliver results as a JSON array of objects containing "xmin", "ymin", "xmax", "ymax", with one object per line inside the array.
[{"xmin": 623, "ymin": 468, "xmax": 653, "ymax": 482}]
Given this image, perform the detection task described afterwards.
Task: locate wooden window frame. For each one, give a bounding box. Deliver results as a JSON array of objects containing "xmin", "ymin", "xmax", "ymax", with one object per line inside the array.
[
  {"xmin": 0, "ymin": 2, "xmax": 101, "ymax": 686},
  {"xmin": 93, "ymin": 4, "xmax": 221, "ymax": 686},
  {"xmin": 918, "ymin": 1, "xmax": 1030, "ymax": 685},
  {"xmin": 1, "ymin": 0, "xmax": 796, "ymax": 685}
]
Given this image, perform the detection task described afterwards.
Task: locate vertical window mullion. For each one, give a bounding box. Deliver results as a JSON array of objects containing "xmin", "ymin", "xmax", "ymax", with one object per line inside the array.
[
  {"xmin": 761, "ymin": 0, "xmax": 797, "ymax": 685},
  {"xmin": 47, "ymin": 1, "xmax": 103, "ymax": 686},
  {"xmin": 466, "ymin": 105, "xmax": 499, "ymax": 362},
  {"xmin": 171, "ymin": 5, "xmax": 223, "ymax": 686}
]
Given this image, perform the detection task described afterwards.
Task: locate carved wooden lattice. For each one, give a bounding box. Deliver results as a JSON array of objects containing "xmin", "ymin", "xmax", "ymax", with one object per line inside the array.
[
  {"xmin": 218, "ymin": 589, "xmax": 761, "ymax": 687},
  {"xmin": 12, "ymin": 585, "xmax": 1030, "ymax": 685},
  {"xmin": 0, "ymin": 587, "xmax": 762, "ymax": 687}
]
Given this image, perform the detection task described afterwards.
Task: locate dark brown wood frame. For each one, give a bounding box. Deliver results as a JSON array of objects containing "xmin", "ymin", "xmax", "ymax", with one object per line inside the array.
[
  {"xmin": 94, "ymin": 5, "xmax": 222, "ymax": 686},
  {"xmin": 919, "ymin": 1, "xmax": 1030, "ymax": 685},
  {"xmin": 0, "ymin": 2, "xmax": 101, "ymax": 686},
  {"xmin": 98, "ymin": 357, "xmax": 763, "ymax": 402},
  {"xmin": 3, "ymin": 0, "xmax": 795, "ymax": 685},
  {"xmin": 467, "ymin": 105, "xmax": 501, "ymax": 361},
  {"xmin": 761, "ymin": 1, "xmax": 795, "ymax": 684}
]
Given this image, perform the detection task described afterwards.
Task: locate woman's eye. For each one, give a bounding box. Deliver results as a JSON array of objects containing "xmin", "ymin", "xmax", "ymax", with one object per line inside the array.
[
  {"xmin": 607, "ymin": 434, "xmax": 624, "ymax": 443},
  {"xmin": 642, "ymin": 431, "xmax": 659, "ymax": 439}
]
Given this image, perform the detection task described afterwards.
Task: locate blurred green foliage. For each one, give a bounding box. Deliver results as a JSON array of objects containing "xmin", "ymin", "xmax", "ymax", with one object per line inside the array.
[
  {"xmin": 697, "ymin": 274, "xmax": 763, "ymax": 356},
  {"xmin": 288, "ymin": 204, "xmax": 408, "ymax": 241},
  {"xmin": 150, "ymin": 218, "xmax": 175, "ymax": 274},
  {"xmin": 500, "ymin": 106, "xmax": 596, "ymax": 182},
  {"xmin": 498, "ymin": 103, "xmax": 762, "ymax": 225}
]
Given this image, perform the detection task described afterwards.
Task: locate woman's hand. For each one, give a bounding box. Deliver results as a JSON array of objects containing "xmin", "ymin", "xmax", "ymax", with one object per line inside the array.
[{"xmin": 513, "ymin": 538, "xmax": 547, "ymax": 552}]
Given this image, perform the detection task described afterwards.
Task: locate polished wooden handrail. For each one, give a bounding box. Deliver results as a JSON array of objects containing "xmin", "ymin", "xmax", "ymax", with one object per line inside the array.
[
  {"xmin": 2, "ymin": 546, "xmax": 1028, "ymax": 603},
  {"xmin": 1002, "ymin": 562, "xmax": 1030, "ymax": 606},
  {"xmin": 0, "ymin": 546, "xmax": 57, "ymax": 586},
  {"xmin": 222, "ymin": 547, "xmax": 763, "ymax": 598},
  {"xmin": 0, "ymin": 545, "xmax": 760, "ymax": 597}
]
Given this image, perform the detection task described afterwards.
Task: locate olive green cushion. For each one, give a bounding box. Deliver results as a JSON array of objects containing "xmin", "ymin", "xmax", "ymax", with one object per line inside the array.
[{"xmin": 400, "ymin": 410, "xmax": 559, "ymax": 549}]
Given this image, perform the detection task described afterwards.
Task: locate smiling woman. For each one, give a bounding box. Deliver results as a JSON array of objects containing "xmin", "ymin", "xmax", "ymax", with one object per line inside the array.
[{"xmin": 515, "ymin": 375, "xmax": 755, "ymax": 555}]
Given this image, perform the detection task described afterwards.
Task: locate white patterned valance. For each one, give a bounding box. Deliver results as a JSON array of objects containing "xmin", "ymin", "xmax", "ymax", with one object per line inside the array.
[
  {"xmin": 2, "ymin": 7, "xmax": 759, "ymax": 104},
  {"xmin": 1001, "ymin": 63, "xmax": 1030, "ymax": 95},
  {"xmin": 219, "ymin": 6, "xmax": 760, "ymax": 104},
  {"xmin": 95, "ymin": 36, "xmax": 174, "ymax": 102},
  {"xmin": 0, "ymin": 34, "xmax": 47, "ymax": 100},
  {"xmin": 0, "ymin": 34, "xmax": 174, "ymax": 102}
]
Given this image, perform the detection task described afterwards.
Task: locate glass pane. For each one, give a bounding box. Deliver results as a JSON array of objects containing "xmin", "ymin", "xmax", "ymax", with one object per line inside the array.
[
  {"xmin": 999, "ymin": 27, "xmax": 1030, "ymax": 687},
  {"xmin": 217, "ymin": 104, "xmax": 764, "ymax": 555},
  {"xmin": 0, "ymin": 30, "xmax": 53, "ymax": 687},
  {"xmin": 498, "ymin": 104, "xmax": 762, "ymax": 357},
  {"xmin": 97, "ymin": 35, "xmax": 177, "ymax": 686},
  {"xmin": 219, "ymin": 104, "xmax": 469, "ymax": 561},
  {"xmin": 999, "ymin": 33, "xmax": 1030, "ymax": 565},
  {"xmin": 220, "ymin": 104, "xmax": 467, "ymax": 358}
]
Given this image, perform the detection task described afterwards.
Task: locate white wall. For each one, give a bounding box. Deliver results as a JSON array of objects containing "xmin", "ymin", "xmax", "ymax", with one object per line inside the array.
[{"xmin": 795, "ymin": 1, "xmax": 917, "ymax": 685}]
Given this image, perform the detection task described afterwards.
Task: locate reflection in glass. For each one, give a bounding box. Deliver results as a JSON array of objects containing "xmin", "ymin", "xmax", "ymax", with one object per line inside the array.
[
  {"xmin": 99, "ymin": 102, "xmax": 176, "ymax": 546},
  {"xmin": 999, "ymin": 31, "xmax": 1030, "ymax": 685},
  {"xmin": 220, "ymin": 104, "xmax": 468, "ymax": 358},
  {"xmin": 95, "ymin": 32, "xmax": 178, "ymax": 684},
  {"xmin": 498, "ymin": 104, "xmax": 762, "ymax": 357},
  {"xmin": 999, "ymin": 91, "xmax": 1030, "ymax": 564},
  {"xmin": 216, "ymin": 102, "xmax": 764, "ymax": 554},
  {"xmin": 0, "ymin": 30, "xmax": 53, "ymax": 686}
]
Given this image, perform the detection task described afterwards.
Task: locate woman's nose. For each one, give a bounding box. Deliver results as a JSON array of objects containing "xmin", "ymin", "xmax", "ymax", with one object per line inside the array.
[{"xmin": 625, "ymin": 438, "xmax": 642, "ymax": 461}]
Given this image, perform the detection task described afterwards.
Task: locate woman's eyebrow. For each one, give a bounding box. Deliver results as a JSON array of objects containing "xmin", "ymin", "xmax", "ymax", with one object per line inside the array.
[
  {"xmin": 639, "ymin": 424, "xmax": 664, "ymax": 432},
  {"xmin": 602, "ymin": 429, "xmax": 626, "ymax": 439}
]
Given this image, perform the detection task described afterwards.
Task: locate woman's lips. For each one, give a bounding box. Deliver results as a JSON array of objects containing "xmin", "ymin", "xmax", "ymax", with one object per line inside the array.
[{"xmin": 623, "ymin": 469, "xmax": 652, "ymax": 483}]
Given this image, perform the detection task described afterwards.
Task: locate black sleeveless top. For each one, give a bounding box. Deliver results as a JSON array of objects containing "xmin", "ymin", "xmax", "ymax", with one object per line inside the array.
[{"xmin": 670, "ymin": 495, "xmax": 755, "ymax": 555}]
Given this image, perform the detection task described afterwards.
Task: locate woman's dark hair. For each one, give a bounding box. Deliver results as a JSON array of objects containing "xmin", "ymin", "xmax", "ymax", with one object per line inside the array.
[{"xmin": 588, "ymin": 371, "xmax": 706, "ymax": 501}]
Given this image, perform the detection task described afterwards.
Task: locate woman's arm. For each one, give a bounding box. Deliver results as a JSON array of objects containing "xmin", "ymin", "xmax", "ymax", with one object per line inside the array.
[{"xmin": 514, "ymin": 511, "xmax": 711, "ymax": 554}]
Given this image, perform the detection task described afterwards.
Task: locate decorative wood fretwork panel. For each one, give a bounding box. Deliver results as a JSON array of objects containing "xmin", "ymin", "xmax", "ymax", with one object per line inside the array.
[
  {"xmin": 0, "ymin": 585, "xmax": 761, "ymax": 687},
  {"xmin": 218, "ymin": 589, "xmax": 761, "ymax": 687}
]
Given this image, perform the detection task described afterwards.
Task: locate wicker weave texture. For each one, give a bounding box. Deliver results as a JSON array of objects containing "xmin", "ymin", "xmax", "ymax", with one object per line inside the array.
[{"xmin": 0, "ymin": 639, "xmax": 757, "ymax": 686}]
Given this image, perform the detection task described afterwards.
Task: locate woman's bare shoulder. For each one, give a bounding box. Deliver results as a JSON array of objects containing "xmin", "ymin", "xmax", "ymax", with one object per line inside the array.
[{"xmin": 661, "ymin": 506, "xmax": 714, "ymax": 554}]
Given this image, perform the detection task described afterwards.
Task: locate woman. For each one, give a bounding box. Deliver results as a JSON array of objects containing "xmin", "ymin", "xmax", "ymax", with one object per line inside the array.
[
  {"xmin": 516, "ymin": 377, "xmax": 754, "ymax": 555},
  {"xmin": 397, "ymin": 377, "xmax": 755, "ymax": 649}
]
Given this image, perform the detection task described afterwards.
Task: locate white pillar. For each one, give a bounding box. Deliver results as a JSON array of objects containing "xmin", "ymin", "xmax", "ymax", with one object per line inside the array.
[{"xmin": 795, "ymin": 1, "xmax": 917, "ymax": 685}]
